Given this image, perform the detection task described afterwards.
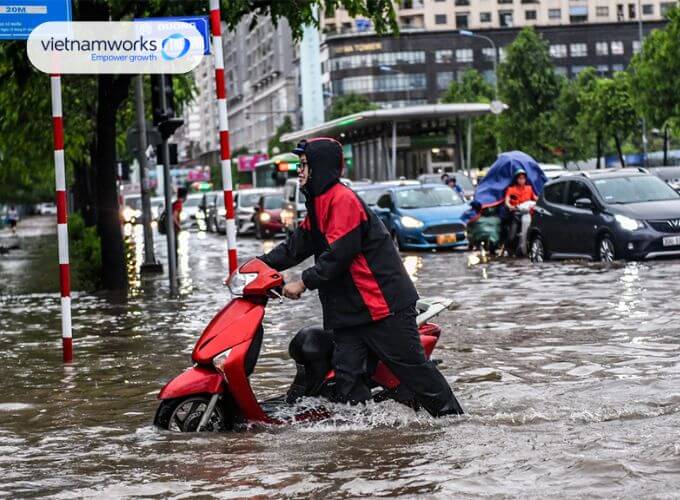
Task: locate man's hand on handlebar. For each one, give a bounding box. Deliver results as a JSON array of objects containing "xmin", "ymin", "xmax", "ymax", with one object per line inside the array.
[{"xmin": 282, "ymin": 280, "xmax": 306, "ymax": 300}]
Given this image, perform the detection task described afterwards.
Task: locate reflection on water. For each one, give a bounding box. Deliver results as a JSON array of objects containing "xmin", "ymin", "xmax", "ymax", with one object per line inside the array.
[{"xmin": 1, "ymin": 220, "xmax": 680, "ymax": 497}]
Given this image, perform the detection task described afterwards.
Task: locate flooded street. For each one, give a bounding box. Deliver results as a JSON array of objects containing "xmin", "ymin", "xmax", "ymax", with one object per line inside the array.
[{"xmin": 2, "ymin": 217, "xmax": 680, "ymax": 497}]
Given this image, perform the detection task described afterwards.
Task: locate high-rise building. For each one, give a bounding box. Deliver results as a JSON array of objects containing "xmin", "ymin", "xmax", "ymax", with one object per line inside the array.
[
  {"xmin": 175, "ymin": 17, "xmax": 298, "ymax": 166},
  {"xmin": 322, "ymin": 0, "xmax": 675, "ymax": 33}
]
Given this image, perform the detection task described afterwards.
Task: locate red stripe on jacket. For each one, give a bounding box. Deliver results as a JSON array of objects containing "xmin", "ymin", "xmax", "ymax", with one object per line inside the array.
[
  {"xmin": 349, "ymin": 253, "xmax": 391, "ymax": 321},
  {"xmin": 314, "ymin": 183, "xmax": 367, "ymax": 243}
]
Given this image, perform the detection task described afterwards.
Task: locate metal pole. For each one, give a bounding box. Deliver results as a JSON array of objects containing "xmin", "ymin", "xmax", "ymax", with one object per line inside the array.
[
  {"xmin": 134, "ymin": 75, "xmax": 161, "ymax": 273},
  {"xmin": 391, "ymin": 120, "xmax": 397, "ymax": 179},
  {"xmin": 210, "ymin": 0, "xmax": 238, "ymax": 275},
  {"xmin": 636, "ymin": 0, "xmax": 648, "ymax": 166},
  {"xmin": 466, "ymin": 118, "xmax": 472, "ymax": 176},
  {"xmin": 51, "ymin": 74, "xmax": 72, "ymax": 363},
  {"xmin": 159, "ymin": 75, "xmax": 178, "ymax": 293}
]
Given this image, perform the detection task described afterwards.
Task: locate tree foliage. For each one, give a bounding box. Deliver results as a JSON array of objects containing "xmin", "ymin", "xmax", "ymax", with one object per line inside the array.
[
  {"xmin": 629, "ymin": 6, "xmax": 680, "ymax": 130},
  {"xmin": 328, "ymin": 93, "xmax": 379, "ymax": 120},
  {"xmin": 441, "ymin": 69, "xmax": 497, "ymax": 169},
  {"xmin": 268, "ymin": 115, "xmax": 295, "ymax": 155},
  {"xmin": 497, "ymin": 28, "xmax": 561, "ymax": 159}
]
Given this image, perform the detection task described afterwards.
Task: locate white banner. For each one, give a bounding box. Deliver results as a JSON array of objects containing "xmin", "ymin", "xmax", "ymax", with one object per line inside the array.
[{"xmin": 28, "ymin": 21, "xmax": 204, "ymax": 74}]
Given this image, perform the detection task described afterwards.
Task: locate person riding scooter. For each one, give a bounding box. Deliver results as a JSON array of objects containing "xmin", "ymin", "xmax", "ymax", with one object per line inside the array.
[
  {"xmin": 504, "ymin": 170, "xmax": 537, "ymax": 255},
  {"xmin": 258, "ymin": 137, "xmax": 464, "ymax": 417}
]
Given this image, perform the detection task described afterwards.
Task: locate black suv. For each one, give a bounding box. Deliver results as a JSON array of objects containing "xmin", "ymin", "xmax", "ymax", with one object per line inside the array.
[{"xmin": 528, "ymin": 170, "xmax": 680, "ymax": 262}]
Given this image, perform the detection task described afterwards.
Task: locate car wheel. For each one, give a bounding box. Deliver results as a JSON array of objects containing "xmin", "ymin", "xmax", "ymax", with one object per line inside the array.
[
  {"xmin": 598, "ymin": 234, "xmax": 615, "ymax": 263},
  {"xmin": 529, "ymin": 235, "xmax": 545, "ymax": 263},
  {"xmin": 391, "ymin": 231, "xmax": 402, "ymax": 251}
]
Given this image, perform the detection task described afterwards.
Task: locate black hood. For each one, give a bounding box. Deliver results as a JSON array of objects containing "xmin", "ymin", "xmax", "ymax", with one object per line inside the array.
[{"xmin": 295, "ymin": 138, "xmax": 344, "ymax": 198}]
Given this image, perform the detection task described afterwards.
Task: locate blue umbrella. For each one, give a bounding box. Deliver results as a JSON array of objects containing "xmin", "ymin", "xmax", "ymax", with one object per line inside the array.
[{"xmin": 474, "ymin": 151, "xmax": 547, "ymax": 208}]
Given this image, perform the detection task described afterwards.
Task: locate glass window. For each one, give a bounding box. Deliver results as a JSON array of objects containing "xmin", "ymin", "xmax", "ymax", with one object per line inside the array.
[
  {"xmin": 642, "ymin": 4, "xmax": 654, "ymax": 15},
  {"xmin": 550, "ymin": 44, "xmax": 567, "ymax": 58},
  {"xmin": 456, "ymin": 48, "xmax": 474, "ymax": 62},
  {"xmin": 555, "ymin": 66, "xmax": 568, "ymax": 76},
  {"xmin": 437, "ymin": 72, "xmax": 455, "ymax": 90},
  {"xmin": 596, "ymin": 6, "xmax": 609, "ymax": 17},
  {"xmin": 262, "ymin": 195, "xmax": 283, "ymax": 209},
  {"xmin": 566, "ymin": 181, "xmax": 594, "ymax": 206},
  {"xmin": 593, "ymin": 176, "xmax": 679, "ymax": 203},
  {"xmin": 570, "ymin": 43, "xmax": 587, "ymax": 57},
  {"xmin": 482, "ymin": 47, "xmax": 496, "ymax": 59},
  {"xmin": 499, "ymin": 10, "xmax": 513, "ymax": 26},
  {"xmin": 633, "ymin": 40, "xmax": 641, "ymax": 54},
  {"xmin": 569, "ymin": 5, "xmax": 588, "ymax": 23},
  {"xmin": 480, "ymin": 12, "xmax": 492, "ymax": 22},
  {"xmin": 499, "ymin": 47, "xmax": 507, "ymax": 62},
  {"xmin": 456, "ymin": 13, "xmax": 469, "ymax": 28},
  {"xmin": 611, "ymin": 41, "xmax": 624, "ymax": 55},
  {"xmin": 435, "ymin": 14, "xmax": 447, "ymax": 24},
  {"xmin": 455, "ymin": 0, "xmax": 470, "ymax": 4},
  {"xmin": 548, "ymin": 8, "xmax": 561, "ymax": 19},
  {"xmin": 571, "ymin": 65, "xmax": 587, "ymax": 76},
  {"xmin": 356, "ymin": 189, "xmax": 385, "ymax": 206},
  {"xmin": 525, "ymin": 10, "xmax": 537, "ymax": 20},
  {"xmin": 596, "ymin": 42, "xmax": 609, "ymax": 56},
  {"xmin": 435, "ymin": 49, "xmax": 453, "ymax": 63},
  {"xmin": 612, "ymin": 64, "xmax": 625, "ymax": 72},
  {"xmin": 596, "ymin": 64, "xmax": 609, "ymax": 76},
  {"xmin": 395, "ymin": 187, "xmax": 464, "ymax": 208},
  {"xmin": 544, "ymin": 182, "xmax": 567, "ymax": 204}
]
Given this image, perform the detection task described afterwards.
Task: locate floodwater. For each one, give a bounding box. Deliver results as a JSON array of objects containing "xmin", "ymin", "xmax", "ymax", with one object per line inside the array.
[{"xmin": 1, "ymin": 216, "xmax": 680, "ymax": 498}]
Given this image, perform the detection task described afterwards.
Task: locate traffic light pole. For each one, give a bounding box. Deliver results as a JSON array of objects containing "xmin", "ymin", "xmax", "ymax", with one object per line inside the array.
[
  {"xmin": 159, "ymin": 74, "xmax": 178, "ymax": 293},
  {"xmin": 134, "ymin": 75, "xmax": 162, "ymax": 274}
]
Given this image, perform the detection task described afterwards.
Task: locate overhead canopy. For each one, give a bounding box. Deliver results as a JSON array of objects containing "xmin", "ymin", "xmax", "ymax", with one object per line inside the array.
[{"xmin": 280, "ymin": 102, "xmax": 505, "ymax": 143}]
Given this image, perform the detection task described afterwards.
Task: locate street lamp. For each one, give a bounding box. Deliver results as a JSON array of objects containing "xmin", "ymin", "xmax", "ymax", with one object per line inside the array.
[{"xmin": 458, "ymin": 29, "xmax": 499, "ymax": 101}]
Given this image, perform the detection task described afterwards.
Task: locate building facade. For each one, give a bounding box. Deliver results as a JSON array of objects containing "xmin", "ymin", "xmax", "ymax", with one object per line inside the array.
[
  {"xmin": 321, "ymin": 20, "xmax": 667, "ymax": 111},
  {"xmin": 322, "ymin": 0, "xmax": 676, "ymax": 33}
]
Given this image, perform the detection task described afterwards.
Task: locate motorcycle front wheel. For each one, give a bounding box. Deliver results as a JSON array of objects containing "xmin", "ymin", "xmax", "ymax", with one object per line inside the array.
[{"xmin": 154, "ymin": 395, "xmax": 234, "ymax": 432}]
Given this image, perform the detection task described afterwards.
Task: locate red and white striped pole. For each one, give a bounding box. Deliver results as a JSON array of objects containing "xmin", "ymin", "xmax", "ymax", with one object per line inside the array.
[
  {"xmin": 209, "ymin": 0, "xmax": 238, "ymax": 274},
  {"xmin": 51, "ymin": 74, "xmax": 73, "ymax": 363}
]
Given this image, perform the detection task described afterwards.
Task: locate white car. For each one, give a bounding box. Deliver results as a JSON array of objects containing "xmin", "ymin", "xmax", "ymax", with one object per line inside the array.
[
  {"xmin": 181, "ymin": 193, "xmax": 206, "ymax": 229},
  {"xmin": 36, "ymin": 202, "xmax": 58, "ymax": 215},
  {"xmin": 538, "ymin": 163, "xmax": 567, "ymax": 180},
  {"xmin": 281, "ymin": 179, "xmax": 307, "ymax": 233},
  {"xmin": 121, "ymin": 194, "xmax": 142, "ymax": 223},
  {"xmin": 235, "ymin": 188, "xmax": 280, "ymax": 235}
]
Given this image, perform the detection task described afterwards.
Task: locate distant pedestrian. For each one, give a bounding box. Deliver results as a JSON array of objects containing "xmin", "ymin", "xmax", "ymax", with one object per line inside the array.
[
  {"xmin": 440, "ymin": 173, "xmax": 450, "ymax": 184},
  {"xmin": 172, "ymin": 187, "xmax": 187, "ymax": 259},
  {"xmin": 7, "ymin": 205, "xmax": 19, "ymax": 235},
  {"xmin": 447, "ymin": 177, "xmax": 464, "ymax": 197}
]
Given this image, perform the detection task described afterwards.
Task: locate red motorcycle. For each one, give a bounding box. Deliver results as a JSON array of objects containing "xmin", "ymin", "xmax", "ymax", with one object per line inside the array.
[{"xmin": 154, "ymin": 258, "xmax": 457, "ymax": 432}]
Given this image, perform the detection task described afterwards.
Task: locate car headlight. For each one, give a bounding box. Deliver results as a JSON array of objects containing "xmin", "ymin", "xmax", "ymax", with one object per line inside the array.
[
  {"xmin": 122, "ymin": 207, "xmax": 134, "ymax": 221},
  {"xmin": 401, "ymin": 215, "xmax": 424, "ymax": 229},
  {"xmin": 196, "ymin": 211, "xmax": 205, "ymax": 219},
  {"xmin": 259, "ymin": 212, "xmax": 271, "ymax": 223},
  {"xmin": 615, "ymin": 214, "xmax": 643, "ymax": 231},
  {"xmin": 212, "ymin": 348, "xmax": 232, "ymax": 374},
  {"xmin": 280, "ymin": 209, "xmax": 294, "ymax": 225},
  {"xmin": 226, "ymin": 271, "xmax": 258, "ymax": 296}
]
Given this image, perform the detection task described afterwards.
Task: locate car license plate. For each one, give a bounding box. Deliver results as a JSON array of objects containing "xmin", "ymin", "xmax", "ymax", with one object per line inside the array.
[
  {"xmin": 436, "ymin": 233, "xmax": 457, "ymax": 245},
  {"xmin": 663, "ymin": 236, "xmax": 680, "ymax": 247}
]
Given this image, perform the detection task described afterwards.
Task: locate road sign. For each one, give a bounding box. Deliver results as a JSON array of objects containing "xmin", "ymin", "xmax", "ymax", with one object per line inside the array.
[
  {"xmin": 0, "ymin": 0, "xmax": 72, "ymax": 40},
  {"xmin": 136, "ymin": 16, "xmax": 210, "ymax": 55}
]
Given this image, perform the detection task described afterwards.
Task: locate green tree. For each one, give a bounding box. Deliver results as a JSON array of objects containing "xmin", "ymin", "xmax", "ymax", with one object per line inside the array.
[
  {"xmin": 581, "ymin": 72, "xmax": 638, "ymax": 166},
  {"xmin": 629, "ymin": 6, "xmax": 680, "ymax": 164},
  {"xmin": 328, "ymin": 93, "xmax": 379, "ymax": 120},
  {"xmin": 497, "ymin": 27, "xmax": 561, "ymax": 159},
  {"xmin": 441, "ymin": 69, "xmax": 497, "ymax": 169},
  {"xmin": 267, "ymin": 115, "xmax": 295, "ymax": 155}
]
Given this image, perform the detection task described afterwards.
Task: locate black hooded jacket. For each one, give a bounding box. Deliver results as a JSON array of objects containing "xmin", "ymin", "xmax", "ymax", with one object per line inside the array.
[{"xmin": 259, "ymin": 138, "xmax": 418, "ymax": 330}]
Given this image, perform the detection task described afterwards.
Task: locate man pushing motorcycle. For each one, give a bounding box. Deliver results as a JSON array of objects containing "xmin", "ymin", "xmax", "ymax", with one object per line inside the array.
[{"xmin": 259, "ymin": 138, "xmax": 464, "ymax": 417}]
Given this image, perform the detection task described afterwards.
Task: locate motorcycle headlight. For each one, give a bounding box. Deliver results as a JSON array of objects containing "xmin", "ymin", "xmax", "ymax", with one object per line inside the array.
[
  {"xmin": 401, "ymin": 215, "xmax": 424, "ymax": 229},
  {"xmin": 212, "ymin": 348, "xmax": 232, "ymax": 374},
  {"xmin": 259, "ymin": 212, "xmax": 271, "ymax": 223},
  {"xmin": 615, "ymin": 214, "xmax": 643, "ymax": 231},
  {"xmin": 226, "ymin": 271, "xmax": 258, "ymax": 296}
]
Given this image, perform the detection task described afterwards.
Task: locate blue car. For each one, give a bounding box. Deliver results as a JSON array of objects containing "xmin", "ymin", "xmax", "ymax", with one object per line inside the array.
[{"xmin": 355, "ymin": 183, "xmax": 470, "ymax": 250}]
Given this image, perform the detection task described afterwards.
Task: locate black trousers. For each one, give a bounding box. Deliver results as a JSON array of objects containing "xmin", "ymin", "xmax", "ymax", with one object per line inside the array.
[{"xmin": 332, "ymin": 305, "xmax": 463, "ymax": 416}]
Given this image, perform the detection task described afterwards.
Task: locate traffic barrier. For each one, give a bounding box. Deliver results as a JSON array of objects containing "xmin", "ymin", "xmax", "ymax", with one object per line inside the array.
[
  {"xmin": 51, "ymin": 74, "xmax": 73, "ymax": 363},
  {"xmin": 209, "ymin": 0, "xmax": 237, "ymax": 274}
]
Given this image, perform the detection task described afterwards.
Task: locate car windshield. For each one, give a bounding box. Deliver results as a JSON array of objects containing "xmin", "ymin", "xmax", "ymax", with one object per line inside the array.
[
  {"xmin": 356, "ymin": 189, "xmax": 384, "ymax": 206},
  {"xmin": 240, "ymin": 193, "xmax": 262, "ymax": 207},
  {"xmin": 454, "ymin": 174, "xmax": 474, "ymax": 191},
  {"xmin": 263, "ymin": 196, "xmax": 283, "ymax": 209},
  {"xmin": 593, "ymin": 176, "xmax": 680, "ymax": 204},
  {"xmin": 184, "ymin": 196, "xmax": 203, "ymax": 208},
  {"xmin": 395, "ymin": 187, "xmax": 464, "ymax": 208}
]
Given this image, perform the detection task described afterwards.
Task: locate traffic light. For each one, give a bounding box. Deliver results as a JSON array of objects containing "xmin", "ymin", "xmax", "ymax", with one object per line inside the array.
[{"xmin": 151, "ymin": 75, "xmax": 175, "ymax": 125}]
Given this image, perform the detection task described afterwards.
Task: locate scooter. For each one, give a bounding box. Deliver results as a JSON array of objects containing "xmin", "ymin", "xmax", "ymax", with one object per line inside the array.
[{"xmin": 154, "ymin": 258, "xmax": 458, "ymax": 432}]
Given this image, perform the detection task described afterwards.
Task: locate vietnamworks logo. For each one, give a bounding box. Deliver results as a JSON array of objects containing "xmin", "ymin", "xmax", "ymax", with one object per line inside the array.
[{"xmin": 27, "ymin": 21, "xmax": 204, "ymax": 74}]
